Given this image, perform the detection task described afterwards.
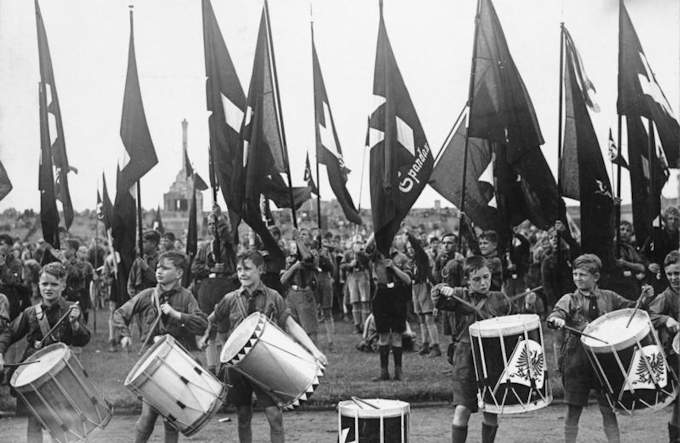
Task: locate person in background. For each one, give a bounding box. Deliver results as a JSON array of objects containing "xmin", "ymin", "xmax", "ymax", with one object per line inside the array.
[
  {"xmin": 406, "ymin": 233, "xmax": 440, "ymax": 358},
  {"xmin": 160, "ymin": 232, "xmax": 176, "ymax": 253},
  {"xmin": 642, "ymin": 206, "xmax": 680, "ymax": 293},
  {"xmin": 127, "ymin": 230, "xmax": 161, "ymax": 298},
  {"xmin": 341, "ymin": 238, "xmax": 371, "ymax": 334}
]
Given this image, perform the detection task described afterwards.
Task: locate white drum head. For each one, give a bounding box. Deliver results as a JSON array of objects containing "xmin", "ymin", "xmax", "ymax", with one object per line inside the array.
[
  {"xmin": 12, "ymin": 343, "xmax": 68, "ymax": 387},
  {"xmin": 220, "ymin": 312, "xmax": 264, "ymax": 363},
  {"xmin": 337, "ymin": 399, "xmax": 409, "ymax": 418},
  {"xmin": 581, "ymin": 309, "xmax": 649, "ymax": 351},
  {"xmin": 125, "ymin": 335, "xmax": 172, "ymax": 385},
  {"xmin": 469, "ymin": 314, "xmax": 541, "ymax": 338}
]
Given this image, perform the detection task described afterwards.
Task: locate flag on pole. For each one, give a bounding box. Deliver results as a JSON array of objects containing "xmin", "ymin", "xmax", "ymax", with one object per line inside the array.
[
  {"xmin": 560, "ymin": 26, "xmax": 614, "ymax": 264},
  {"xmin": 368, "ymin": 2, "xmax": 434, "ymax": 254},
  {"xmin": 111, "ymin": 165, "xmax": 136, "ymax": 304},
  {"xmin": 119, "ymin": 8, "xmax": 158, "ymax": 193},
  {"xmin": 618, "ymin": 1, "xmax": 679, "ymax": 167},
  {"xmin": 0, "ymin": 160, "xmax": 12, "ymax": 202},
  {"xmin": 35, "ymin": 0, "xmax": 74, "ymax": 229},
  {"xmin": 312, "ymin": 33, "xmax": 362, "ymax": 224},
  {"xmin": 152, "ymin": 205, "xmax": 164, "ymax": 233},
  {"xmin": 304, "ymin": 152, "xmax": 318, "ymax": 195},
  {"xmin": 101, "ymin": 172, "xmax": 113, "ymax": 231},
  {"xmin": 38, "ymin": 82, "xmax": 60, "ymax": 249},
  {"xmin": 608, "ymin": 128, "xmax": 629, "ymax": 169}
]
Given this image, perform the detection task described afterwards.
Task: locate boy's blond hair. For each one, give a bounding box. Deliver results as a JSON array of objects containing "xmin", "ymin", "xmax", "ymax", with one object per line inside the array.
[{"xmin": 573, "ymin": 253, "xmax": 601, "ymax": 275}]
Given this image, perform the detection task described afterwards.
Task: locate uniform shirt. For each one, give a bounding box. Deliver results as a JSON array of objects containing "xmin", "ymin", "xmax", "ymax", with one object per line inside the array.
[
  {"xmin": 433, "ymin": 252, "xmax": 463, "ymax": 286},
  {"xmin": 65, "ymin": 259, "xmax": 94, "ymax": 297},
  {"xmin": 191, "ymin": 238, "xmax": 237, "ymax": 282},
  {"xmin": 0, "ymin": 297, "xmax": 90, "ymax": 360},
  {"xmin": 547, "ymin": 287, "xmax": 634, "ymax": 332},
  {"xmin": 127, "ymin": 252, "xmax": 159, "ymax": 297},
  {"xmin": 648, "ymin": 287, "xmax": 680, "ymax": 330},
  {"xmin": 213, "ymin": 282, "xmax": 291, "ymax": 336},
  {"xmin": 113, "ymin": 285, "xmax": 207, "ymax": 351}
]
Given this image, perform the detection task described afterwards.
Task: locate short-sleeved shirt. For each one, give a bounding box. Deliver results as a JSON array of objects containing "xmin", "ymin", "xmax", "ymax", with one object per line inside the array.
[{"xmin": 213, "ymin": 282, "xmax": 291, "ymax": 336}]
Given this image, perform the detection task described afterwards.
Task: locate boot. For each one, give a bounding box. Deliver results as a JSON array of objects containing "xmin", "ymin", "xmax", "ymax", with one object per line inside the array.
[
  {"xmin": 393, "ymin": 346, "xmax": 403, "ymax": 381},
  {"xmin": 481, "ymin": 423, "xmax": 498, "ymax": 443},
  {"xmin": 418, "ymin": 342, "xmax": 430, "ymax": 355},
  {"xmin": 372, "ymin": 345, "xmax": 390, "ymax": 381},
  {"xmin": 429, "ymin": 343, "xmax": 442, "ymax": 357},
  {"xmin": 669, "ymin": 422, "xmax": 680, "ymax": 443},
  {"xmin": 565, "ymin": 424, "xmax": 578, "ymax": 443},
  {"xmin": 451, "ymin": 424, "xmax": 468, "ymax": 443}
]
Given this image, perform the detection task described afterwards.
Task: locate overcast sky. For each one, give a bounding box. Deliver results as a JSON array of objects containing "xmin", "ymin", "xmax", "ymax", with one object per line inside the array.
[{"xmin": 0, "ymin": 0, "xmax": 678, "ymax": 213}]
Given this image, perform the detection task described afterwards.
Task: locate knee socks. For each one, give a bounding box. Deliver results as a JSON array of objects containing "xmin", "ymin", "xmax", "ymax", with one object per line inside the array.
[
  {"xmin": 481, "ymin": 423, "xmax": 498, "ymax": 443},
  {"xmin": 451, "ymin": 424, "xmax": 468, "ymax": 443}
]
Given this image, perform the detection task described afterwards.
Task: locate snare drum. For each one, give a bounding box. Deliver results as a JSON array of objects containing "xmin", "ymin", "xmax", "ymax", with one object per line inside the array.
[
  {"xmin": 469, "ymin": 314, "xmax": 552, "ymax": 414},
  {"xmin": 337, "ymin": 399, "xmax": 409, "ymax": 443},
  {"xmin": 10, "ymin": 343, "xmax": 112, "ymax": 443},
  {"xmin": 124, "ymin": 334, "xmax": 226, "ymax": 436},
  {"xmin": 220, "ymin": 312, "xmax": 324, "ymax": 409},
  {"xmin": 581, "ymin": 309, "xmax": 678, "ymax": 413}
]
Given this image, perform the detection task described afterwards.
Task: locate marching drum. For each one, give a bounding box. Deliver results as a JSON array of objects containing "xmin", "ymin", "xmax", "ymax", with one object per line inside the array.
[
  {"xmin": 220, "ymin": 312, "xmax": 324, "ymax": 409},
  {"xmin": 469, "ymin": 314, "xmax": 552, "ymax": 414},
  {"xmin": 10, "ymin": 343, "xmax": 112, "ymax": 443},
  {"xmin": 337, "ymin": 399, "xmax": 409, "ymax": 443},
  {"xmin": 581, "ymin": 308, "xmax": 678, "ymax": 413},
  {"xmin": 124, "ymin": 334, "xmax": 226, "ymax": 436}
]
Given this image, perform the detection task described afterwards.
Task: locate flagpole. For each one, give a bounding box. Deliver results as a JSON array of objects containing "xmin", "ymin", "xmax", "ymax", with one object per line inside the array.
[
  {"xmin": 459, "ymin": 0, "xmax": 482, "ymax": 252},
  {"xmin": 615, "ymin": 0, "xmax": 623, "ymax": 256},
  {"xmin": 379, "ymin": 0, "xmax": 392, "ymax": 195},
  {"xmin": 556, "ymin": 23, "xmax": 565, "ymax": 275},
  {"xmin": 136, "ymin": 180, "xmax": 143, "ymax": 256},
  {"xmin": 310, "ymin": 13, "xmax": 322, "ymax": 246},
  {"xmin": 263, "ymin": 0, "xmax": 297, "ymax": 228},
  {"xmin": 208, "ymin": 144, "xmax": 222, "ymax": 262},
  {"xmin": 433, "ymin": 105, "xmax": 467, "ymax": 164},
  {"xmin": 357, "ymin": 116, "xmax": 369, "ymax": 213}
]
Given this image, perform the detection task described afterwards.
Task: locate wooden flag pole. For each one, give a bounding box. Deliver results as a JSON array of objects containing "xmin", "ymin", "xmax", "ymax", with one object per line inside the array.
[
  {"xmin": 136, "ymin": 180, "xmax": 143, "ymax": 257},
  {"xmin": 556, "ymin": 23, "xmax": 565, "ymax": 281},
  {"xmin": 310, "ymin": 15, "xmax": 323, "ymax": 247}
]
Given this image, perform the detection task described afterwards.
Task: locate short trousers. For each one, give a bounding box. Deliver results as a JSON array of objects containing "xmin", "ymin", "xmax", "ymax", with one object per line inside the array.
[
  {"xmin": 316, "ymin": 274, "xmax": 334, "ymax": 311},
  {"xmin": 347, "ymin": 271, "xmax": 371, "ymax": 304},
  {"xmin": 562, "ymin": 339, "xmax": 608, "ymax": 407},
  {"xmin": 225, "ymin": 367, "xmax": 277, "ymax": 408},
  {"xmin": 287, "ymin": 288, "xmax": 318, "ymax": 335},
  {"xmin": 450, "ymin": 342, "xmax": 478, "ymax": 412},
  {"xmin": 412, "ymin": 282, "xmax": 433, "ymax": 314}
]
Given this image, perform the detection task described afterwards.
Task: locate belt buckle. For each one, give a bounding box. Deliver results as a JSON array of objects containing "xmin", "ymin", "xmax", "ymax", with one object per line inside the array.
[
  {"xmin": 387, "ymin": 282, "xmax": 395, "ymax": 288},
  {"xmin": 291, "ymin": 285, "xmax": 300, "ymax": 291}
]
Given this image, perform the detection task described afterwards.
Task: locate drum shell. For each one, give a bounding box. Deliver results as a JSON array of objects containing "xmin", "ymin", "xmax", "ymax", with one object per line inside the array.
[
  {"xmin": 11, "ymin": 343, "xmax": 112, "ymax": 443},
  {"xmin": 337, "ymin": 399, "xmax": 409, "ymax": 443},
  {"xmin": 469, "ymin": 314, "xmax": 551, "ymax": 414},
  {"xmin": 124, "ymin": 335, "xmax": 226, "ymax": 436},
  {"xmin": 221, "ymin": 312, "xmax": 323, "ymax": 409}
]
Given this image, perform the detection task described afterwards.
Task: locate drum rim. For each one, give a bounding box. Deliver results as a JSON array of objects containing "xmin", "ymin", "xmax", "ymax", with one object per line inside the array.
[
  {"xmin": 11, "ymin": 343, "xmax": 71, "ymax": 390},
  {"xmin": 469, "ymin": 314, "xmax": 541, "ymax": 338},
  {"xmin": 220, "ymin": 312, "xmax": 266, "ymax": 364},
  {"xmin": 581, "ymin": 309, "xmax": 651, "ymax": 352},
  {"xmin": 337, "ymin": 399, "xmax": 410, "ymax": 418},
  {"xmin": 124, "ymin": 334, "xmax": 174, "ymax": 388},
  {"xmin": 480, "ymin": 393, "xmax": 553, "ymax": 414},
  {"xmin": 180, "ymin": 384, "xmax": 228, "ymax": 436}
]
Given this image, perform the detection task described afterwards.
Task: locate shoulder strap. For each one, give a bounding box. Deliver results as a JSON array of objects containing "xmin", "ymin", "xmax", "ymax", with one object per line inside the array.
[{"xmin": 34, "ymin": 304, "xmax": 52, "ymax": 342}]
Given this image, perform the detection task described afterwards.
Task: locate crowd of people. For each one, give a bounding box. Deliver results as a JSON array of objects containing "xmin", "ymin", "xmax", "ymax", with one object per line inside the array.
[{"xmin": 1, "ymin": 204, "xmax": 680, "ymax": 442}]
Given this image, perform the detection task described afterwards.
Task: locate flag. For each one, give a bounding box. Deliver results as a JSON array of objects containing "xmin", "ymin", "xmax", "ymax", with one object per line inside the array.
[
  {"xmin": 467, "ymin": 0, "xmax": 543, "ymax": 164},
  {"xmin": 38, "ymin": 82, "xmax": 60, "ymax": 249},
  {"xmin": 152, "ymin": 205, "xmax": 164, "ymax": 233},
  {"xmin": 608, "ymin": 128, "xmax": 629, "ymax": 169},
  {"xmin": 560, "ymin": 26, "xmax": 614, "ymax": 264},
  {"xmin": 0, "ymin": 160, "xmax": 12, "ymax": 202},
  {"xmin": 35, "ymin": 0, "xmax": 74, "ymax": 229},
  {"xmin": 236, "ymin": 5, "xmax": 291, "ymax": 261},
  {"xmin": 111, "ymin": 165, "xmax": 137, "ymax": 304},
  {"xmin": 119, "ymin": 9, "xmax": 158, "ymax": 193},
  {"xmin": 101, "ymin": 172, "xmax": 114, "ymax": 231},
  {"xmin": 260, "ymin": 195, "xmax": 275, "ymax": 226},
  {"xmin": 186, "ymin": 184, "xmax": 198, "ymax": 258},
  {"xmin": 312, "ymin": 34, "xmax": 362, "ymax": 225},
  {"xmin": 304, "ymin": 152, "xmax": 318, "ymax": 195},
  {"xmin": 368, "ymin": 4, "xmax": 434, "ymax": 254},
  {"xmin": 429, "ymin": 112, "xmax": 497, "ymax": 229},
  {"xmin": 264, "ymin": 173, "xmax": 313, "ymax": 211},
  {"xmin": 627, "ymin": 115, "xmax": 669, "ymax": 245},
  {"xmin": 96, "ymin": 190, "xmax": 103, "ymax": 221},
  {"xmin": 618, "ymin": 2, "xmax": 679, "ymax": 167}
]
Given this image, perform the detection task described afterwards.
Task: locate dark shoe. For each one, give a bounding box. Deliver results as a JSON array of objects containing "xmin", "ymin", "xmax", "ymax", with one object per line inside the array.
[
  {"xmin": 393, "ymin": 366, "xmax": 402, "ymax": 381},
  {"xmin": 429, "ymin": 343, "xmax": 442, "ymax": 357},
  {"xmin": 418, "ymin": 342, "xmax": 430, "ymax": 355}
]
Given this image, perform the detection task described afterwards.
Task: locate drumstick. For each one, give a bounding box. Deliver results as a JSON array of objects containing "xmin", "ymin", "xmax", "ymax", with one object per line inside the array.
[
  {"xmin": 36, "ymin": 302, "xmax": 79, "ymax": 348},
  {"xmin": 5, "ymin": 360, "xmax": 41, "ymax": 368},
  {"xmin": 562, "ymin": 325, "xmax": 609, "ymax": 345},
  {"xmin": 448, "ymin": 294, "xmax": 490, "ymax": 319},
  {"xmin": 506, "ymin": 286, "xmax": 544, "ymax": 303},
  {"xmin": 351, "ymin": 396, "xmax": 380, "ymax": 409},
  {"xmin": 138, "ymin": 314, "xmax": 163, "ymax": 356},
  {"xmin": 625, "ymin": 286, "xmax": 650, "ymax": 328}
]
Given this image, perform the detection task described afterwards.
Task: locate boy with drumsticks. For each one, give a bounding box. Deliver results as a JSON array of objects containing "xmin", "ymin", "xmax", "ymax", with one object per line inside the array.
[
  {"xmin": 547, "ymin": 253, "xmax": 654, "ymax": 443},
  {"xmin": 432, "ymin": 255, "xmax": 533, "ymax": 443},
  {"xmin": 648, "ymin": 250, "xmax": 680, "ymax": 442},
  {"xmin": 0, "ymin": 262, "xmax": 89, "ymax": 443},
  {"xmin": 113, "ymin": 251, "xmax": 208, "ymax": 443},
  {"xmin": 201, "ymin": 250, "xmax": 327, "ymax": 443}
]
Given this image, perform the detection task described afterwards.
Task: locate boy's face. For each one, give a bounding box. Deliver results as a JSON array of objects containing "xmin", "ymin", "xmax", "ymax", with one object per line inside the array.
[
  {"xmin": 468, "ymin": 266, "xmax": 491, "ymax": 294},
  {"xmin": 619, "ymin": 223, "xmax": 633, "ymax": 243},
  {"xmin": 479, "ymin": 238, "xmax": 497, "ymax": 256},
  {"xmin": 143, "ymin": 239, "xmax": 158, "ymax": 255},
  {"xmin": 441, "ymin": 236, "xmax": 456, "ymax": 254},
  {"xmin": 573, "ymin": 268, "xmax": 598, "ymax": 291},
  {"xmin": 237, "ymin": 259, "xmax": 262, "ymax": 288},
  {"xmin": 39, "ymin": 272, "xmax": 65, "ymax": 302},
  {"xmin": 665, "ymin": 263, "xmax": 680, "ymax": 292},
  {"xmin": 155, "ymin": 258, "xmax": 182, "ymax": 285}
]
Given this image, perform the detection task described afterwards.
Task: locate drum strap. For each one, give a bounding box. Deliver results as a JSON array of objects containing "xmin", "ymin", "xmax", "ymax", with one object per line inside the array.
[{"xmin": 34, "ymin": 304, "xmax": 52, "ymax": 344}]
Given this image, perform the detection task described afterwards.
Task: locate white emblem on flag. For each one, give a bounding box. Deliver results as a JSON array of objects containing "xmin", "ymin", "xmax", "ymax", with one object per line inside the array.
[
  {"xmin": 623, "ymin": 344, "xmax": 667, "ymax": 391},
  {"xmin": 369, "ymin": 95, "xmax": 386, "ymax": 148},
  {"xmin": 638, "ymin": 52, "xmax": 676, "ymax": 118},
  {"xmin": 319, "ymin": 102, "xmax": 341, "ymax": 160},
  {"xmin": 220, "ymin": 93, "xmax": 245, "ymax": 133},
  {"xmin": 478, "ymin": 157, "xmax": 496, "ymax": 208},
  {"xmin": 395, "ymin": 115, "xmax": 415, "ymax": 156},
  {"xmin": 498, "ymin": 338, "xmax": 545, "ymax": 389}
]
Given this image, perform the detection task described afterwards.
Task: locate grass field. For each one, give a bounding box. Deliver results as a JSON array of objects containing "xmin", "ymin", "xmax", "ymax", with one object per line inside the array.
[{"xmin": 0, "ymin": 309, "xmax": 565, "ymax": 413}]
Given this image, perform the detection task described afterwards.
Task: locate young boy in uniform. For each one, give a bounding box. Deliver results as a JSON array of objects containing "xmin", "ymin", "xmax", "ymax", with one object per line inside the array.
[
  {"xmin": 204, "ymin": 250, "xmax": 326, "ymax": 443},
  {"xmin": 431, "ymin": 255, "xmax": 515, "ymax": 443},
  {"xmin": 0, "ymin": 262, "xmax": 89, "ymax": 443},
  {"xmin": 648, "ymin": 250, "xmax": 680, "ymax": 442},
  {"xmin": 547, "ymin": 254, "xmax": 653, "ymax": 443},
  {"xmin": 113, "ymin": 251, "xmax": 208, "ymax": 443}
]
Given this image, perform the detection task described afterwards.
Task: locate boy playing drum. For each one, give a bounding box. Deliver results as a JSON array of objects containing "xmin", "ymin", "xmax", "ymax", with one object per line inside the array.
[
  {"xmin": 648, "ymin": 251, "xmax": 680, "ymax": 442},
  {"xmin": 432, "ymin": 255, "xmax": 527, "ymax": 443},
  {"xmin": 0, "ymin": 262, "xmax": 89, "ymax": 443},
  {"xmin": 203, "ymin": 250, "xmax": 326, "ymax": 443},
  {"xmin": 113, "ymin": 251, "xmax": 208, "ymax": 443},
  {"xmin": 547, "ymin": 254, "xmax": 653, "ymax": 443}
]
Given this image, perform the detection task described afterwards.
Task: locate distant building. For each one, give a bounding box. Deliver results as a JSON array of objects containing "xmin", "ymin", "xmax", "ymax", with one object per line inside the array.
[{"xmin": 161, "ymin": 119, "xmax": 205, "ymax": 237}]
